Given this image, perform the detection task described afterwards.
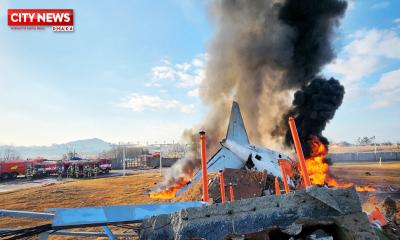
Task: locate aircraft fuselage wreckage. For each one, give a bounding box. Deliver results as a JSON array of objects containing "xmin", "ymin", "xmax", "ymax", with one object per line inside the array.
[{"xmin": 178, "ymin": 101, "xmax": 296, "ymax": 197}]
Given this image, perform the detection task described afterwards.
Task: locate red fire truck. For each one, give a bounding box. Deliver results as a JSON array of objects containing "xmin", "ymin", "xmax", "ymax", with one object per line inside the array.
[
  {"xmin": 43, "ymin": 161, "xmax": 59, "ymax": 175},
  {"xmin": 25, "ymin": 161, "xmax": 47, "ymax": 179},
  {"xmin": 97, "ymin": 158, "xmax": 112, "ymax": 174},
  {"xmin": 0, "ymin": 160, "xmax": 26, "ymax": 180},
  {"xmin": 0, "ymin": 158, "xmax": 112, "ymax": 180}
]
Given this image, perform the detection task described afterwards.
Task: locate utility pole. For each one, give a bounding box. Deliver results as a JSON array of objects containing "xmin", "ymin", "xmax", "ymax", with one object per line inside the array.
[
  {"xmin": 158, "ymin": 141, "xmax": 174, "ymax": 176},
  {"xmin": 372, "ymin": 136, "xmax": 377, "ymax": 162},
  {"xmin": 122, "ymin": 143, "xmax": 126, "ymax": 177},
  {"xmin": 159, "ymin": 144, "xmax": 162, "ymax": 176}
]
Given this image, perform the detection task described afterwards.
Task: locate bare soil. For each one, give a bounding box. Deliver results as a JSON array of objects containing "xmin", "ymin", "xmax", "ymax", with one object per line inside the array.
[{"xmin": 330, "ymin": 161, "xmax": 400, "ymax": 189}]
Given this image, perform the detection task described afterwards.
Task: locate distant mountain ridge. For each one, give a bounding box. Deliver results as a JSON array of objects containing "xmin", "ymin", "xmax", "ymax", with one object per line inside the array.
[{"xmin": 0, "ymin": 138, "xmax": 112, "ymax": 159}]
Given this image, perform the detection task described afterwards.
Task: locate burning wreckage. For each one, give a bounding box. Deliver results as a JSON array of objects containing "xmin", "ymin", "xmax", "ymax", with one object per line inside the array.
[
  {"xmin": 143, "ymin": 101, "xmax": 380, "ymax": 239},
  {"xmin": 0, "ymin": 102, "xmax": 385, "ymax": 240},
  {"xmin": 150, "ymin": 101, "xmax": 375, "ymax": 201}
]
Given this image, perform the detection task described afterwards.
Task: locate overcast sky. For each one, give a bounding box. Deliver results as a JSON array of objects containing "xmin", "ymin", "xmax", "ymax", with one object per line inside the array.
[{"xmin": 0, "ymin": 0, "xmax": 399, "ymax": 146}]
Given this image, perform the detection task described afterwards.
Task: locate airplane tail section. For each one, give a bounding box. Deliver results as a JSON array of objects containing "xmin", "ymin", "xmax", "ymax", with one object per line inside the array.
[
  {"xmin": 177, "ymin": 102, "xmax": 249, "ymax": 196},
  {"xmin": 225, "ymin": 101, "xmax": 250, "ymax": 145}
]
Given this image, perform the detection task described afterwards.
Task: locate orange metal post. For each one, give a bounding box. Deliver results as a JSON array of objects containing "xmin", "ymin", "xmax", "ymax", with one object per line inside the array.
[
  {"xmin": 218, "ymin": 170, "xmax": 226, "ymax": 203},
  {"xmin": 274, "ymin": 177, "xmax": 281, "ymax": 195},
  {"xmin": 278, "ymin": 159, "xmax": 290, "ymax": 194},
  {"xmin": 229, "ymin": 183, "xmax": 235, "ymax": 202},
  {"xmin": 288, "ymin": 117, "xmax": 311, "ymax": 187},
  {"xmin": 199, "ymin": 131, "xmax": 209, "ymax": 202}
]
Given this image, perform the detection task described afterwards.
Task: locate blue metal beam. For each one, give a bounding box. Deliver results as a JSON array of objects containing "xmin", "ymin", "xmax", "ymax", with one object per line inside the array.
[
  {"xmin": 52, "ymin": 201, "xmax": 205, "ymax": 228},
  {"xmin": 0, "ymin": 228, "xmax": 137, "ymax": 238},
  {"xmin": 0, "ymin": 209, "xmax": 54, "ymax": 219},
  {"xmin": 102, "ymin": 226, "xmax": 117, "ymax": 240}
]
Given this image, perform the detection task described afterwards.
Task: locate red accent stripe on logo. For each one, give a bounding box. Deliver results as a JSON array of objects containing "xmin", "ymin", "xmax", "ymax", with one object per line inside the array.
[{"xmin": 8, "ymin": 9, "xmax": 74, "ymax": 26}]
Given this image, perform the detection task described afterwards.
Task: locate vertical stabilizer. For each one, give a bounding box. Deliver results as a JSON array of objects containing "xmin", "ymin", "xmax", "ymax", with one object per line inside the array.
[{"xmin": 225, "ymin": 101, "xmax": 250, "ymax": 145}]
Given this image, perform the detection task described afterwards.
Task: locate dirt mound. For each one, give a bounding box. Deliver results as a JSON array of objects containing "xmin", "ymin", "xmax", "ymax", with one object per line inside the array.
[{"xmin": 175, "ymin": 168, "xmax": 271, "ymax": 202}]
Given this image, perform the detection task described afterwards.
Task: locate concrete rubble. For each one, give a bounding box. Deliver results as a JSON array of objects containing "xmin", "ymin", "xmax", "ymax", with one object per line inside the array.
[
  {"xmin": 208, "ymin": 168, "xmax": 270, "ymax": 202},
  {"xmin": 140, "ymin": 187, "xmax": 377, "ymax": 240}
]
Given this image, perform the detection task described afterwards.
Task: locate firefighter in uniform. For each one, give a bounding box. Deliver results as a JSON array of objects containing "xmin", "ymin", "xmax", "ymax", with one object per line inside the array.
[
  {"xmin": 57, "ymin": 165, "xmax": 63, "ymax": 180},
  {"xmin": 67, "ymin": 165, "xmax": 74, "ymax": 178},
  {"xmin": 74, "ymin": 164, "xmax": 80, "ymax": 178},
  {"xmin": 25, "ymin": 164, "xmax": 33, "ymax": 180},
  {"xmin": 93, "ymin": 165, "xmax": 99, "ymax": 178},
  {"xmin": 83, "ymin": 165, "xmax": 90, "ymax": 178}
]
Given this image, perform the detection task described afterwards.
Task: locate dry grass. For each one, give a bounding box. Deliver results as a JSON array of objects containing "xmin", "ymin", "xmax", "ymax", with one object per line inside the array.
[
  {"xmin": 330, "ymin": 161, "xmax": 400, "ymax": 188},
  {"xmin": 0, "ymin": 172, "xmax": 168, "ymax": 229}
]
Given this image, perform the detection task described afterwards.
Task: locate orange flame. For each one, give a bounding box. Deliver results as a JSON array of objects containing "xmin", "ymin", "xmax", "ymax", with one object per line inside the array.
[
  {"xmin": 150, "ymin": 177, "xmax": 190, "ymax": 199},
  {"xmin": 368, "ymin": 207, "xmax": 387, "ymax": 226},
  {"xmin": 355, "ymin": 185, "xmax": 376, "ymax": 192},
  {"xmin": 305, "ymin": 136, "xmax": 375, "ymax": 192},
  {"xmin": 305, "ymin": 136, "xmax": 330, "ymax": 185}
]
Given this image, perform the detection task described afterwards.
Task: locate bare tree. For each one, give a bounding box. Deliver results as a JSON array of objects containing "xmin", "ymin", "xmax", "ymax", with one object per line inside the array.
[
  {"xmin": 356, "ymin": 136, "xmax": 375, "ymax": 145},
  {"xmin": 1, "ymin": 147, "xmax": 20, "ymax": 161}
]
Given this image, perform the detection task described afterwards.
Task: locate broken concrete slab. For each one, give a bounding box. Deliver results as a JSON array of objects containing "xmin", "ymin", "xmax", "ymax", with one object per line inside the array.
[
  {"xmin": 140, "ymin": 187, "xmax": 377, "ymax": 240},
  {"xmin": 306, "ymin": 186, "xmax": 344, "ymax": 214}
]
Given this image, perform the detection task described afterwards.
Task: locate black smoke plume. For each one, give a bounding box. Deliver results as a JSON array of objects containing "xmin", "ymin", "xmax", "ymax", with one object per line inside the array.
[
  {"xmin": 275, "ymin": 0, "xmax": 347, "ymax": 155},
  {"xmin": 283, "ymin": 78, "xmax": 345, "ymax": 157},
  {"xmin": 278, "ymin": 0, "xmax": 348, "ymax": 87},
  {"xmin": 157, "ymin": 0, "xmax": 348, "ymax": 191}
]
